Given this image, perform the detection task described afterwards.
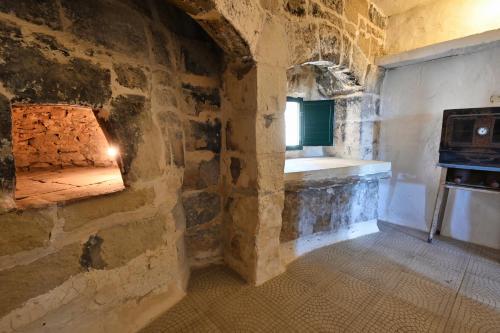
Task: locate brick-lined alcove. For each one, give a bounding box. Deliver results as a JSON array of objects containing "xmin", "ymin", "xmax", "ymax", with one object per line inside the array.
[{"xmin": 10, "ymin": 104, "xmax": 125, "ymax": 209}]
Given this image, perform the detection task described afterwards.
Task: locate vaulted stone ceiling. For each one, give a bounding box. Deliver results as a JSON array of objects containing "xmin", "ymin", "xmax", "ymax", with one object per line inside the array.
[{"xmin": 371, "ymin": 0, "xmax": 434, "ymax": 16}]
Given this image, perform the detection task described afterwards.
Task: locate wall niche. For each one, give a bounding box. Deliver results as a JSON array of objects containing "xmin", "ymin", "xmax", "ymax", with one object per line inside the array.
[{"xmin": 11, "ymin": 104, "xmax": 124, "ymax": 209}]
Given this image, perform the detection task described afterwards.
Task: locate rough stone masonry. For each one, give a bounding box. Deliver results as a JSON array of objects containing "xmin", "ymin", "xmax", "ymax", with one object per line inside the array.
[
  {"xmin": 0, "ymin": 0, "xmax": 387, "ymax": 332},
  {"xmin": 12, "ymin": 104, "xmax": 115, "ymax": 170}
]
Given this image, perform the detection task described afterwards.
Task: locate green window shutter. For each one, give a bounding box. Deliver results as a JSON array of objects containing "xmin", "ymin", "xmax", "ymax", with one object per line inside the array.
[{"xmin": 302, "ymin": 100, "xmax": 334, "ymax": 146}]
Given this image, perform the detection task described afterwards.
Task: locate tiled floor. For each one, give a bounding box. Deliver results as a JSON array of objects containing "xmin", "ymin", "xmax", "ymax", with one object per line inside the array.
[
  {"xmin": 142, "ymin": 222, "xmax": 500, "ymax": 332},
  {"xmin": 15, "ymin": 166, "xmax": 124, "ymax": 209}
]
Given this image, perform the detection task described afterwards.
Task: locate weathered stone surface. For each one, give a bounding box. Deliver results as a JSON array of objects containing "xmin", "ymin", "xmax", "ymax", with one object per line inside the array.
[
  {"xmin": 319, "ymin": 23, "xmax": 342, "ymax": 63},
  {"xmin": 185, "ymin": 218, "xmax": 222, "ymax": 260},
  {"xmin": 287, "ymin": 64, "xmax": 361, "ymax": 101},
  {"xmin": 197, "ymin": 15, "xmax": 251, "ymax": 59},
  {"xmin": 157, "ymin": 110, "xmax": 185, "ymax": 167},
  {"xmin": 351, "ymin": 46, "xmax": 369, "ymax": 84},
  {"xmin": 183, "ymin": 191, "xmax": 221, "ymax": 228},
  {"xmin": 320, "ymin": 0, "xmax": 344, "ymax": 15},
  {"xmin": 122, "ymin": 0, "xmax": 153, "ymax": 18},
  {"xmin": 33, "ymin": 33, "xmax": 70, "ymax": 56},
  {"xmin": 182, "ymin": 84, "xmax": 221, "ymax": 110},
  {"xmin": 80, "ymin": 235, "xmax": 106, "ymax": 270},
  {"xmin": 96, "ymin": 215, "xmax": 166, "ymax": 269},
  {"xmin": 0, "ymin": 94, "xmax": 14, "ymax": 194},
  {"xmin": 61, "ymin": 0, "xmax": 148, "ymax": 56},
  {"xmin": 183, "ymin": 155, "xmax": 219, "ymax": 190},
  {"xmin": 166, "ymin": 0, "xmax": 215, "ymax": 15},
  {"xmin": 285, "ymin": 0, "xmax": 307, "ymax": 16},
  {"xmin": 60, "ymin": 187, "xmax": 155, "ymax": 232},
  {"xmin": 230, "ymin": 157, "xmax": 242, "ymax": 185},
  {"xmin": 310, "ymin": 2, "xmax": 343, "ymax": 26},
  {"xmin": 150, "ymin": 26, "xmax": 172, "ymax": 67},
  {"xmin": 0, "ymin": 243, "xmax": 82, "ymax": 317},
  {"xmin": 281, "ymin": 180, "xmax": 379, "ymax": 242},
  {"xmin": 0, "ymin": 0, "xmax": 61, "ymax": 30},
  {"xmin": 185, "ymin": 119, "xmax": 221, "ymax": 153},
  {"xmin": 287, "ymin": 23, "xmax": 319, "ymax": 65},
  {"xmin": 0, "ymin": 22, "xmax": 111, "ymax": 106},
  {"xmin": 103, "ymin": 95, "xmax": 147, "ymax": 177},
  {"xmin": 341, "ymin": 34, "xmax": 352, "ymax": 67},
  {"xmin": 156, "ymin": 111, "xmax": 184, "ymax": 167},
  {"xmin": 345, "ymin": 0, "xmax": 369, "ymax": 24},
  {"xmin": 368, "ymin": 4, "xmax": 387, "ymax": 29},
  {"xmin": 181, "ymin": 40, "xmax": 222, "ymax": 76},
  {"xmin": 113, "ymin": 64, "xmax": 148, "ymax": 91},
  {"xmin": 0, "ymin": 209, "xmax": 54, "ymax": 256}
]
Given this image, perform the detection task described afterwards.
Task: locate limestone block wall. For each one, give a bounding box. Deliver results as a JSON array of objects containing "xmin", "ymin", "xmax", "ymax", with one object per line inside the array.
[
  {"xmin": 281, "ymin": 178, "xmax": 379, "ymax": 242},
  {"xmin": 12, "ymin": 104, "xmax": 115, "ymax": 171},
  {"xmin": 279, "ymin": 0, "xmax": 387, "ymax": 84},
  {"xmin": 0, "ymin": 0, "xmax": 224, "ymax": 331}
]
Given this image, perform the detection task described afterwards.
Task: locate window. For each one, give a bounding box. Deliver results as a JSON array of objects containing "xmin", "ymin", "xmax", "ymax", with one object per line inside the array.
[
  {"xmin": 285, "ymin": 98, "xmax": 303, "ymax": 150},
  {"xmin": 285, "ymin": 97, "xmax": 334, "ymax": 150}
]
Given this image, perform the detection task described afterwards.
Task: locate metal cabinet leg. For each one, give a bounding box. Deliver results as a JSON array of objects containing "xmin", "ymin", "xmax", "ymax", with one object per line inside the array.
[{"xmin": 428, "ymin": 168, "xmax": 449, "ymax": 243}]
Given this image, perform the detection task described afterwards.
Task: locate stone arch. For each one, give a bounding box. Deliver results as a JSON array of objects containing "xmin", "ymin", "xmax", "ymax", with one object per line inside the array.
[{"xmin": 168, "ymin": 1, "xmax": 286, "ymax": 284}]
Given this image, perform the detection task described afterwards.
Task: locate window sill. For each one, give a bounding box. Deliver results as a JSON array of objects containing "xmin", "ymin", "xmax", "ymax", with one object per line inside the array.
[{"xmin": 284, "ymin": 157, "xmax": 392, "ymax": 188}]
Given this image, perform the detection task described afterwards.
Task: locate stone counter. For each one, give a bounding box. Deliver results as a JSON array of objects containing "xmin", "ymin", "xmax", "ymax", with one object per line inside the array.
[{"xmin": 281, "ymin": 157, "xmax": 391, "ymax": 264}]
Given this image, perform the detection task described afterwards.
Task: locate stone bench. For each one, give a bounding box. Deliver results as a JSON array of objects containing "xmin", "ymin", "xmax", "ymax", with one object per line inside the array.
[{"xmin": 281, "ymin": 157, "xmax": 392, "ymax": 265}]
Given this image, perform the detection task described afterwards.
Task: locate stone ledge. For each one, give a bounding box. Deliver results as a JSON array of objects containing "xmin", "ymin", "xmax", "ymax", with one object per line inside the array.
[
  {"xmin": 284, "ymin": 157, "xmax": 391, "ymax": 190},
  {"xmin": 376, "ymin": 28, "xmax": 500, "ymax": 69}
]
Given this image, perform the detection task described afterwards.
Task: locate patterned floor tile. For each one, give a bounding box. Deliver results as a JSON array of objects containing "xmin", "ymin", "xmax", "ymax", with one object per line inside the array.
[
  {"xmin": 445, "ymin": 295, "xmax": 500, "ymax": 332},
  {"xmin": 407, "ymin": 256, "xmax": 465, "ymax": 291},
  {"xmin": 141, "ymin": 300, "xmax": 204, "ymax": 333},
  {"xmin": 206, "ymin": 291, "xmax": 289, "ymax": 332},
  {"xmin": 419, "ymin": 244, "xmax": 471, "ymax": 272},
  {"xmin": 351, "ymin": 295, "xmax": 448, "ymax": 333},
  {"xmin": 186, "ymin": 265, "xmax": 248, "ymax": 310},
  {"xmin": 392, "ymin": 272, "xmax": 456, "ymax": 317},
  {"xmin": 286, "ymin": 257, "xmax": 339, "ymax": 288},
  {"xmin": 141, "ymin": 224, "xmax": 500, "ymax": 333},
  {"xmin": 375, "ymin": 231, "xmax": 426, "ymax": 255},
  {"xmin": 365, "ymin": 245, "xmax": 417, "ymax": 270},
  {"xmin": 291, "ymin": 291, "xmax": 361, "ymax": 332},
  {"xmin": 339, "ymin": 255, "xmax": 405, "ymax": 291},
  {"xmin": 467, "ymin": 255, "xmax": 500, "ymax": 282},
  {"xmin": 459, "ymin": 273, "xmax": 500, "ymax": 309},
  {"xmin": 252, "ymin": 273, "xmax": 316, "ymax": 312},
  {"xmin": 320, "ymin": 271, "xmax": 381, "ymax": 313}
]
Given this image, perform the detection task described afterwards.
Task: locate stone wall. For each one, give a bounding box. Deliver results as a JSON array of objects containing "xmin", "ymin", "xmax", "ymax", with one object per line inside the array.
[
  {"xmin": 0, "ymin": 0, "xmax": 388, "ymax": 331},
  {"xmin": 12, "ymin": 104, "xmax": 115, "ymax": 171},
  {"xmin": 0, "ymin": 0, "xmax": 218, "ymax": 331},
  {"xmin": 281, "ymin": 177, "xmax": 381, "ymax": 242},
  {"xmin": 280, "ymin": 0, "xmax": 387, "ymax": 84}
]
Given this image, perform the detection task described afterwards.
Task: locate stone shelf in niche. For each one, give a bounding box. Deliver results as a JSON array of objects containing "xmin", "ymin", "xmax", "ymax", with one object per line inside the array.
[{"xmin": 284, "ymin": 157, "xmax": 392, "ymax": 188}]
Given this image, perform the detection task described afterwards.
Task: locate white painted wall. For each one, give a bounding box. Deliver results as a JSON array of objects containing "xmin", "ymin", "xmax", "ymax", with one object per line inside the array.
[
  {"xmin": 378, "ymin": 45, "xmax": 500, "ymax": 249},
  {"xmin": 386, "ymin": 0, "xmax": 500, "ymax": 54}
]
